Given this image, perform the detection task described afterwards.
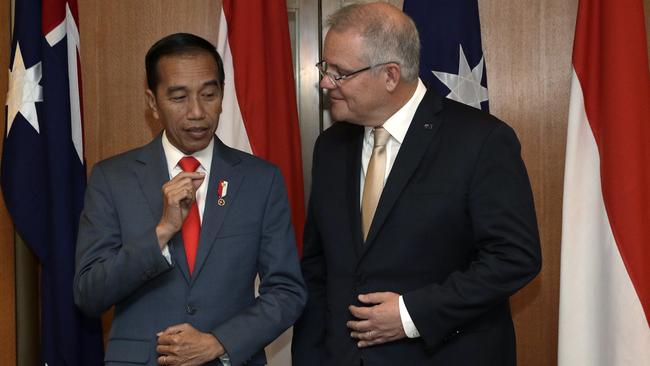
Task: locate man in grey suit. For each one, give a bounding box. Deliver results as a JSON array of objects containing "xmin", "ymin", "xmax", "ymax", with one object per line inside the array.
[{"xmin": 74, "ymin": 33, "xmax": 306, "ymax": 366}]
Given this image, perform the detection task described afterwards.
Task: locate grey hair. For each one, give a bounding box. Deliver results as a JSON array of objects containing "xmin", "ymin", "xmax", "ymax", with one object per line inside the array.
[{"xmin": 326, "ymin": 2, "xmax": 420, "ymax": 82}]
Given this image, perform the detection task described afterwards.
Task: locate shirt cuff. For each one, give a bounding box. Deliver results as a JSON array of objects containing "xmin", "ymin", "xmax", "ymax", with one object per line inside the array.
[
  {"xmin": 399, "ymin": 295, "xmax": 420, "ymax": 338},
  {"xmin": 220, "ymin": 353, "xmax": 231, "ymax": 366},
  {"xmin": 161, "ymin": 245, "xmax": 172, "ymax": 265}
]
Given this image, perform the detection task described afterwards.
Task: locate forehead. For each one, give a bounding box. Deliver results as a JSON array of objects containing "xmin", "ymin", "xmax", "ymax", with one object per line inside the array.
[
  {"xmin": 155, "ymin": 53, "xmax": 219, "ymax": 87},
  {"xmin": 323, "ymin": 30, "xmax": 366, "ymax": 68}
]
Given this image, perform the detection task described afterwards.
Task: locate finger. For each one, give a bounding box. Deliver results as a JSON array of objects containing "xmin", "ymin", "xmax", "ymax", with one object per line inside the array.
[
  {"xmin": 191, "ymin": 175, "xmax": 205, "ymax": 190},
  {"xmin": 165, "ymin": 186, "xmax": 196, "ymax": 208},
  {"xmin": 158, "ymin": 324, "xmax": 185, "ymax": 340},
  {"xmin": 358, "ymin": 337, "xmax": 388, "ymax": 348},
  {"xmin": 347, "ymin": 319, "xmax": 372, "ymax": 332},
  {"xmin": 358, "ymin": 292, "xmax": 390, "ymax": 304},
  {"xmin": 350, "ymin": 329, "xmax": 375, "ymax": 340},
  {"xmin": 157, "ymin": 354, "xmax": 173, "ymax": 365},
  {"xmin": 171, "ymin": 171, "xmax": 205, "ymax": 181},
  {"xmin": 164, "ymin": 323, "xmax": 189, "ymax": 334},
  {"xmin": 156, "ymin": 334, "xmax": 174, "ymax": 346},
  {"xmin": 163, "ymin": 181, "xmax": 195, "ymax": 203},
  {"xmin": 165, "ymin": 177, "xmax": 196, "ymax": 193},
  {"xmin": 349, "ymin": 305, "xmax": 373, "ymax": 319}
]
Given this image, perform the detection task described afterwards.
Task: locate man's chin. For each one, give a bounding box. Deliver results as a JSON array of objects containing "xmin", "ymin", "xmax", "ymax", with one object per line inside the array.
[{"xmin": 329, "ymin": 107, "xmax": 349, "ymax": 123}]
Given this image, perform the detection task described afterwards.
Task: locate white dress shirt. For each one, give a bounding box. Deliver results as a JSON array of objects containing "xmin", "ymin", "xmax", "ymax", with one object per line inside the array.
[{"xmin": 360, "ymin": 79, "xmax": 427, "ymax": 338}]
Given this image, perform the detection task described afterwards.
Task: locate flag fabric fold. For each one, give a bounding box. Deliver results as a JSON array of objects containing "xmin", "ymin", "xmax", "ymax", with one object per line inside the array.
[
  {"xmin": 2, "ymin": 0, "xmax": 104, "ymax": 364},
  {"xmin": 558, "ymin": 0, "xmax": 650, "ymax": 364},
  {"xmin": 216, "ymin": 0, "xmax": 305, "ymax": 253},
  {"xmin": 402, "ymin": 0, "xmax": 489, "ymax": 110}
]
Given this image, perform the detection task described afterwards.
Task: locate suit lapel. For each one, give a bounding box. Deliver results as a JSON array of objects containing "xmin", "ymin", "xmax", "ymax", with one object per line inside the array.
[
  {"xmin": 345, "ymin": 126, "xmax": 365, "ymax": 257},
  {"xmin": 362, "ymin": 91, "xmax": 444, "ymax": 253},
  {"xmin": 134, "ymin": 135, "xmax": 192, "ymax": 283},
  {"xmin": 190, "ymin": 137, "xmax": 242, "ymax": 283}
]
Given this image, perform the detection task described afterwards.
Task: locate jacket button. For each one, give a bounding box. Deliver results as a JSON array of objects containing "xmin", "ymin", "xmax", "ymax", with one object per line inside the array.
[{"xmin": 185, "ymin": 304, "xmax": 196, "ymax": 315}]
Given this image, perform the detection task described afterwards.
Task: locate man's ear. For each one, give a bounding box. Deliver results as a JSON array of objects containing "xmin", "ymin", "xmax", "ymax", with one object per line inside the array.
[
  {"xmin": 145, "ymin": 89, "xmax": 159, "ymax": 119},
  {"xmin": 384, "ymin": 63, "xmax": 401, "ymax": 92}
]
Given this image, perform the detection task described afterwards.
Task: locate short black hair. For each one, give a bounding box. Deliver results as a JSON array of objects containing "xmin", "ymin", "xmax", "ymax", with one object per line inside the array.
[{"xmin": 145, "ymin": 33, "xmax": 225, "ymax": 92}]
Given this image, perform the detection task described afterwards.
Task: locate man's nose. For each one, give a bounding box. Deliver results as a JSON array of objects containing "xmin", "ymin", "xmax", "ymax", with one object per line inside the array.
[
  {"xmin": 187, "ymin": 96, "xmax": 205, "ymax": 119},
  {"xmin": 319, "ymin": 75, "xmax": 336, "ymax": 89}
]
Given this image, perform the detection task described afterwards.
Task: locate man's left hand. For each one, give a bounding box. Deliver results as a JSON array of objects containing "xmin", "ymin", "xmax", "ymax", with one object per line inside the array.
[
  {"xmin": 156, "ymin": 323, "xmax": 224, "ymax": 365},
  {"xmin": 347, "ymin": 292, "xmax": 406, "ymax": 348}
]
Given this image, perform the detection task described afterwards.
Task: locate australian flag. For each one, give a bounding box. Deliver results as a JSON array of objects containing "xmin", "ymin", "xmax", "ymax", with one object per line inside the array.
[
  {"xmin": 403, "ymin": 0, "xmax": 489, "ymax": 111},
  {"xmin": 1, "ymin": 0, "xmax": 103, "ymax": 364}
]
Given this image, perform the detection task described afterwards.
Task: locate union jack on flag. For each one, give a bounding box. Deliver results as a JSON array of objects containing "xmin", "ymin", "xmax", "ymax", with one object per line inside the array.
[{"xmin": 2, "ymin": 0, "xmax": 103, "ymax": 364}]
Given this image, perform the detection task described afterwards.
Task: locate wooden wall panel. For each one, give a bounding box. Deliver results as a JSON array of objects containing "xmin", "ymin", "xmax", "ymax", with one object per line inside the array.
[
  {"xmin": 0, "ymin": 0, "xmax": 16, "ymax": 364},
  {"xmin": 479, "ymin": 0, "xmax": 577, "ymax": 364},
  {"xmin": 78, "ymin": 0, "xmax": 221, "ymax": 169}
]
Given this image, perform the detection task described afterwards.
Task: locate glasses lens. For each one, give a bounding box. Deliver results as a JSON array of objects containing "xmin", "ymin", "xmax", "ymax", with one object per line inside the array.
[
  {"xmin": 316, "ymin": 61, "xmax": 327, "ymax": 75},
  {"xmin": 317, "ymin": 61, "xmax": 339, "ymax": 85}
]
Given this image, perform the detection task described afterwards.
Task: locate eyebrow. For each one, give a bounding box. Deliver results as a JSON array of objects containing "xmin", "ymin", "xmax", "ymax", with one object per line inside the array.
[{"xmin": 165, "ymin": 79, "xmax": 221, "ymax": 95}]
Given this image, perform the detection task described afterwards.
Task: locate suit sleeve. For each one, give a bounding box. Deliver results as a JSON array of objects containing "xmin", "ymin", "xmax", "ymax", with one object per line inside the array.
[
  {"xmin": 73, "ymin": 163, "xmax": 172, "ymax": 317},
  {"xmin": 211, "ymin": 167, "xmax": 307, "ymax": 366},
  {"xmin": 403, "ymin": 123, "xmax": 542, "ymax": 349},
  {"xmin": 291, "ymin": 136, "xmax": 327, "ymax": 366}
]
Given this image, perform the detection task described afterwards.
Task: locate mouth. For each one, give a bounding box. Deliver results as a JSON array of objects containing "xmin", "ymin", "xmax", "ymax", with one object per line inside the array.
[
  {"xmin": 329, "ymin": 94, "xmax": 345, "ymax": 103},
  {"xmin": 185, "ymin": 126, "xmax": 210, "ymax": 139}
]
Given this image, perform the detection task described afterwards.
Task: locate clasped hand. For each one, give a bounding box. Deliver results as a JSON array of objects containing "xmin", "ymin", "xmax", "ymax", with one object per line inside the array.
[
  {"xmin": 347, "ymin": 291, "xmax": 407, "ymax": 347},
  {"xmin": 156, "ymin": 323, "xmax": 223, "ymax": 366}
]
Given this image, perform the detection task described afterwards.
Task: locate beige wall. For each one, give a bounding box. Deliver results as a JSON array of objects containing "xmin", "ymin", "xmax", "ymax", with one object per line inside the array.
[{"xmin": 1, "ymin": 1, "xmax": 649, "ymax": 365}]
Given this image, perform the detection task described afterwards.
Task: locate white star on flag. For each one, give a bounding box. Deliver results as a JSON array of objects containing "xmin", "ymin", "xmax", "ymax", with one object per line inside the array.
[
  {"xmin": 433, "ymin": 44, "xmax": 488, "ymax": 109},
  {"xmin": 6, "ymin": 43, "xmax": 43, "ymax": 136}
]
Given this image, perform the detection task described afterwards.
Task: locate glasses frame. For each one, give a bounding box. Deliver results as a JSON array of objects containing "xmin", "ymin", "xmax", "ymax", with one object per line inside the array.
[{"xmin": 315, "ymin": 61, "xmax": 397, "ymax": 86}]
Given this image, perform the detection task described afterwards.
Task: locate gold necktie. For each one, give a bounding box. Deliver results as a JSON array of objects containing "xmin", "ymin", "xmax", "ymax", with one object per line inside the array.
[{"xmin": 361, "ymin": 127, "xmax": 390, "ymax": 241}]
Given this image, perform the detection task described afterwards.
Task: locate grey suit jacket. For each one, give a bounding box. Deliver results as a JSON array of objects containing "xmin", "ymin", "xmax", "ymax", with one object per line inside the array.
[{"xmin": 74, "ymin": 134, "xmax": 306, "ymax": 365}]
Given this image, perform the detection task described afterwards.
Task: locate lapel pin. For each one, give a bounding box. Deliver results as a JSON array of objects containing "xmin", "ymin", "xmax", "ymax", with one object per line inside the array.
[
  {"xmin": 217, "ymin": 180, "xmax": 228, "ymax": 206},
  {"xmin": 424, "ymin": 123, "xmax": 433, "ymax": 130}
]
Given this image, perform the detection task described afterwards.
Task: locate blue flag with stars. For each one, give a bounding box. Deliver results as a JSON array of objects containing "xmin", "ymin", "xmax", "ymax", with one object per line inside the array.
[
  {"xmin": 1, "ymin": 0, "xmax": 104, "ymax": 364},
  {"xmin": 403, "ymin": 0, "xmax": 489, "ymax": 111}
]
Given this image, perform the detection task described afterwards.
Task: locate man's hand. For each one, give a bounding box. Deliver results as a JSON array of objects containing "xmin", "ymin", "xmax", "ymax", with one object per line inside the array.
[
  {"xmin": 156, "ymin": 323, "xmax": 224, "ymax": 366},
  {"xmin": 347, "ymin": 292, "xmax": 406, "ymax": 348},
  {"xmin": 156, "ymin": 172, "xmax": 205, "ymax": 247}
]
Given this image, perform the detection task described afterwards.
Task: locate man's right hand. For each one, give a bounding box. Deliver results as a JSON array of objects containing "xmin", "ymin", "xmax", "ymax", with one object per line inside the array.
[{"xmin": 156, "ymin": 171, "xmax": 205, "ymax": 248}]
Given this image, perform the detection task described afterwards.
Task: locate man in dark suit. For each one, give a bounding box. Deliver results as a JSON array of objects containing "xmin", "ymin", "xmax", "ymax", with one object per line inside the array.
[
  {"xmin": 74, "ymin": 33, "xmax": 306, "ymax": 366},
  {"xmin": 292, "ymin": 3, "xmax": 541, "ymax": 365}
]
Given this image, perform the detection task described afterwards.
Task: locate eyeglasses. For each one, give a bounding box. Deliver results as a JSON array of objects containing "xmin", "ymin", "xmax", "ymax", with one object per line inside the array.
[{"xmin": 315, "ymin": 61, "xmax": 397, "ymax": 86}]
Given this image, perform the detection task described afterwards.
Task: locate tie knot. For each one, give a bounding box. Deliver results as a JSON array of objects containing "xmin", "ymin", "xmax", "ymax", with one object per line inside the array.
[
  {"xmin": 373, "ymin": 127, "xmax": 390, "ymax": 148},
  {"xmin": 178, "ymin": 156, "xmax": 200, "ymax": 172}
]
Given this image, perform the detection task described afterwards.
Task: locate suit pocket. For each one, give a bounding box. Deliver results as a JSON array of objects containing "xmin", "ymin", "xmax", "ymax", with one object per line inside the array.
[{"xmin": 105, "ymin": 338, "xmax": 151, "ymax": 364}]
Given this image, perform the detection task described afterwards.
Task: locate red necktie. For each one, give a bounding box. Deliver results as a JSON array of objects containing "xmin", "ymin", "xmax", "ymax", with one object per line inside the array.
[{"xmin": 178, "ymin": 156, "xmax": 201, "ymax": 275}]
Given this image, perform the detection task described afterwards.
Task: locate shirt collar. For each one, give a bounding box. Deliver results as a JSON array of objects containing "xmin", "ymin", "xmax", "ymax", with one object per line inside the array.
[
  {"xmin": 161, "ymin": 131, "xmax": 214, "ymax": 174},
  {"xmin": 364, "ymin": 78, "xmax": 427, "ymax": 143}
]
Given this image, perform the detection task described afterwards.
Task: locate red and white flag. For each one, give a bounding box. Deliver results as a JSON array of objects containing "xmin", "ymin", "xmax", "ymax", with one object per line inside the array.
[
  {"xmin": 558, "ymin": 0, "xmax": 650, "ymax": 364},
  {"xmin": 216, "ymin": 0, "xmax": 305, "ymax": 252}
]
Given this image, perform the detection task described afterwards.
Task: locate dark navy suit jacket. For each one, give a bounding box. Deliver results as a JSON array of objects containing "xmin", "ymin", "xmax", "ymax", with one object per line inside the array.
[{"xmin": 292, "ymin": 91, "xmax": 541, "ymax": 366}]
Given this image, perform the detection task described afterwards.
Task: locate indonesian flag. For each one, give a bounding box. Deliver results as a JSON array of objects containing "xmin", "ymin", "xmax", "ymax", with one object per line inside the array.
[
  {"xmin": 216, "ymin": 0, "xmax": 305, "ymax": 252},
  {"xmin": 557, "ymin": 0, "xmax": 650, "ymax": 364}
]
